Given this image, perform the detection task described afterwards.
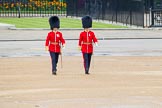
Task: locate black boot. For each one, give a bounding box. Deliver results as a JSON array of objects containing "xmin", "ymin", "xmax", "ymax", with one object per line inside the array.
[
  {"xmin": 52, "ymin": 70, "xmax": 57, "ymax": 75},
  {"xmin": 85, "ymin": 69, "xmax": 89, "ymax": 75}
]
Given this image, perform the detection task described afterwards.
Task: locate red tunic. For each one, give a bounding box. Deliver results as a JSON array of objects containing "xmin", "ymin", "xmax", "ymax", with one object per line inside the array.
[
  {"xmin": 78, "ymin": 31, "xmax": 98, "ymax": 53},
  {"xmin": 45, "ymin": 31, "xmax": 65, "ymax": 53}
]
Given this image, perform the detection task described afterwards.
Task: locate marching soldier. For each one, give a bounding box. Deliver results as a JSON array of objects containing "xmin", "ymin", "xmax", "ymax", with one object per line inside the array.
[
  {"xmin": 45, "ymin": 16, "xmax": 65, "ymax": 75},
  {"xmin": 78, "ymin": 16, "xmax": 98, "ymax": 75}
]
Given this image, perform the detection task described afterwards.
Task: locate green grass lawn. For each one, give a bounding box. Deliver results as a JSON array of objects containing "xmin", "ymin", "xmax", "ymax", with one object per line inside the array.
[{"xmin": 0, "ymin": 17, "xmax": 127, "ymax": 28}]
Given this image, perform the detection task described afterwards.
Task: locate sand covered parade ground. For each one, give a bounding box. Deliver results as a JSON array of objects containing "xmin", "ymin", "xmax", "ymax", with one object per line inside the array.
[{"xmin": 0, "ymin": 56, "xmax": 162, "ymax": 108}]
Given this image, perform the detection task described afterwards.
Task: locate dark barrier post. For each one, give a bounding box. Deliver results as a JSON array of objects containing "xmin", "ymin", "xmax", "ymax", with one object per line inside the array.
[
  {"xmin": 150, "ymin": 0, "xmax": 154, "ymax": 26},
  {"xmin": 18, "ymin": 1, "xmax": 21, "ymax": 18},
  {"xmin": 130, "ymin": 9, "xmax": 132, "ymax": 26}
]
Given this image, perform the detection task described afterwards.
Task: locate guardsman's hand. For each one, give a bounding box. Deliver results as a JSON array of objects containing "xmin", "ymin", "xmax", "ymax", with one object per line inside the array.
[
  {"xmin": 78, "ymin": 46, "xmax": 81, "ymax": 51},
  {"xmin": 62, "ymin": 44, "xmax": 65, "ymax": 49},
  {"xmin": 95, "ymin": 42, "xmax": 98, "ymax": 47},
  {"xmin": 45, "ymin": 46, "xmax": 49, "ymax": 51}
]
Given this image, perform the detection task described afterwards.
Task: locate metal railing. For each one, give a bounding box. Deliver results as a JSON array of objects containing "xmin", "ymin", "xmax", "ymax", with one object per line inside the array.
[
  {"xmin": 151, "ymin": 9, "xmax": 162, "ymax": 27},
  {"xmin": 67, "ymin": 0, "xmax": 145, "ymax": 27},
  {"xmin": 0, "ymin": 0, "xmax": 67, "ymax": 17}
]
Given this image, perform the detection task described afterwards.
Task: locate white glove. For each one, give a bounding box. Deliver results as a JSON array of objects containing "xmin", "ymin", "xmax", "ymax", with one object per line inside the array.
[
  {"xmin": 78, "ymin": 46, "xmax": 81, "ymax": 51},
  {"xmin": 62, "ymin": 44, "xmax": 65, "ymax": 49},
  {"xmin": 45, "ymin": 46, "xmax": 49, "ymax": 51},
  {"xmin": 95, "ymin": 42, "xmax": 98, "ymax": 47}
]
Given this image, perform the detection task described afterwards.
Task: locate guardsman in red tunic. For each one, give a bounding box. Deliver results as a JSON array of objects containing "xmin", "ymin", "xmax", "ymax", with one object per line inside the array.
[
  {"xmin": 45, "ymin": 16, "xmax": 65, "ymax": 75},
  {"xmin": 78, "ymin": 16, "xmax": 98, "ymax": 74}
]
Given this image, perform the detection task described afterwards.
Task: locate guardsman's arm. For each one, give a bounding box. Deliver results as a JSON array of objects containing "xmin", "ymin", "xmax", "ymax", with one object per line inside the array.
[
  {"xmin": 78, "ymin": 33, "xmax": 83, "ymax": 50},
  {"xmin": 60, "ymin": 32, "xmax": 65, "ymax": 49},
  {"xmin": 45, "ymin": 33, "xmax": 50, "ymax": 51},
  {"xmin": 92, "ymin": 32, "xmax": 98, "ymax": 46}
]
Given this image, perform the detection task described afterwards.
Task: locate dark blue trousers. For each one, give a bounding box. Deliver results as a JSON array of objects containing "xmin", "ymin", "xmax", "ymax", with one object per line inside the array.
[
  {"xmin": 83, "ymin": 53, "xmax": 92, "ymax": 72},
  {"xmin": 50, "ymin": 52, "xmax": 59, "ymax": 72}
]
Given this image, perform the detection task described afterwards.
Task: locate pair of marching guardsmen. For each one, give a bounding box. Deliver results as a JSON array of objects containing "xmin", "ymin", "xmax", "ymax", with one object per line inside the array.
[{"xmin": 45, "ymin": 16, "xmax": 98, "ymax": 75}]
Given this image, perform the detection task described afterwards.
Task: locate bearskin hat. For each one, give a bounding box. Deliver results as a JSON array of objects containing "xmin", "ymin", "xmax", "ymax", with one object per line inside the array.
[
  {"xmin": 49, "ymin": 16, "xmax": 60, "ymax": 30},
  {"xmin": 82, "ymin": 15, "xmax": 92, "ymax": 28}
]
